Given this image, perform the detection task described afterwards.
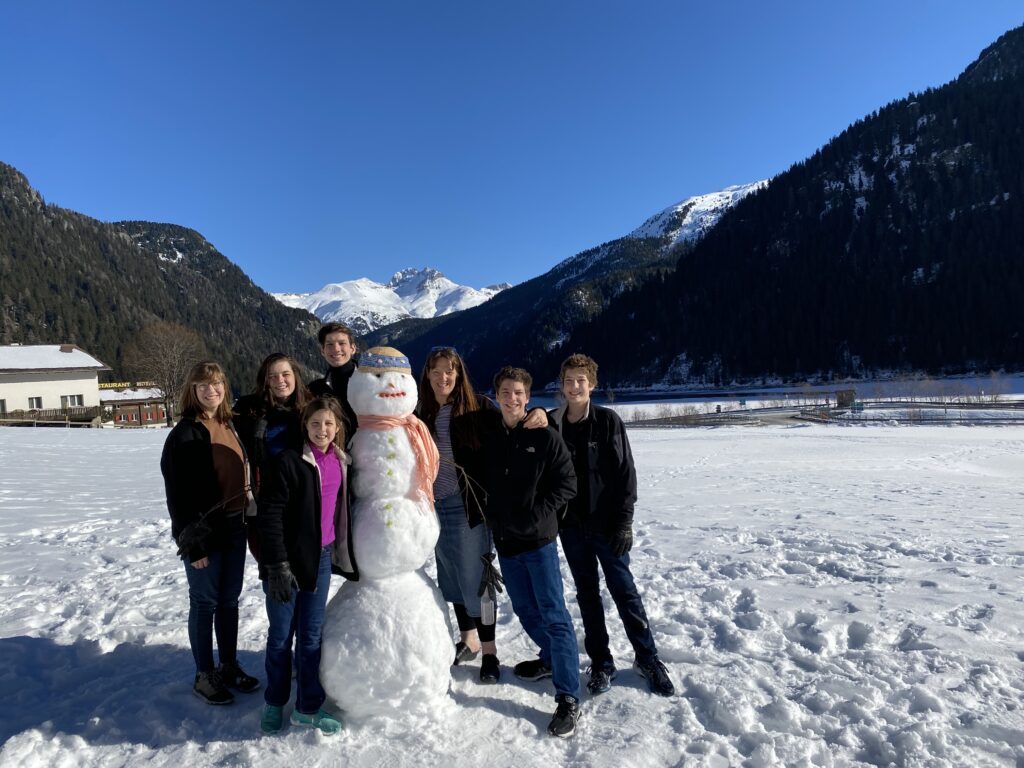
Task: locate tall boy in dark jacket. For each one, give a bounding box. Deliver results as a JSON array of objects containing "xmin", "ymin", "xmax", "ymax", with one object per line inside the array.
[
  {"xmin": 550, "ymin": 353, "xmax": 674, "ymax": 697},
  {"xmin": 307, "ymin": 321, "xmax": 359, "ymax": 442},
  {"xmin": 479, "ymin": 366, "xmax": 581, "ymax": 738}
]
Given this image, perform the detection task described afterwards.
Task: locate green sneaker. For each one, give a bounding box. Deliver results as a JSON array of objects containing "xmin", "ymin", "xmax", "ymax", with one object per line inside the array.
[
  {"xmin": 290, "ymin": 708, "xmax": 343, "ymax": 735},
  {"xmin": 260, "ymin": 704, "xmax": 284, "ymax": 735}
]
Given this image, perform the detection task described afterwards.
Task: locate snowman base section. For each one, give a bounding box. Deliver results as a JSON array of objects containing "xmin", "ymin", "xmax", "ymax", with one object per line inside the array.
[{"xmin": 320, "ymin": 569, "xmax": 453, "ymax": 720}]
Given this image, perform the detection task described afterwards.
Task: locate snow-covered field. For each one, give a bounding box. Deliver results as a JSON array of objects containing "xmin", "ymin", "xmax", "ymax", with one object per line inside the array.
[{"xmin": 1, "ymin": 424, "xmax": 1023, "ymax": 767}]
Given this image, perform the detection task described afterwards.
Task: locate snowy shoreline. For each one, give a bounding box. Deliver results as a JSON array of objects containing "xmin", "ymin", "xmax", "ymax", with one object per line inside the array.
[{"xmin": 1, "ymin": 425, "xmax": 1022, "ymax": 766}]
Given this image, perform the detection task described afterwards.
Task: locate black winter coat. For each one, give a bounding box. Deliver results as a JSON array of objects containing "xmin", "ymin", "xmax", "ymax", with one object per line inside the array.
[
  {"xmin": 232, "ymin": 393, "xmax": 304, "ymax": 497},
  {"xmin": 477, "ymin": 411, "xmax": 577, "ymax": 557},
  {"xmin": 258, "ymin": 443, "xmax": 358, "ymax": 589},
  {"xmin": 160, "ymin": 413, "xmax": 250, "ymax": 561},
  {"xmin": 548, "ymin": 403, "xmax": 638, "ymax": 535}
]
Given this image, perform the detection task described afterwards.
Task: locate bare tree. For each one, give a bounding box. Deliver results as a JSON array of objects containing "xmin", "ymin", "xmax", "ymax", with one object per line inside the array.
[{"xmin": 124, "ymin": 322, "xmax": 209, "ymax": 425}]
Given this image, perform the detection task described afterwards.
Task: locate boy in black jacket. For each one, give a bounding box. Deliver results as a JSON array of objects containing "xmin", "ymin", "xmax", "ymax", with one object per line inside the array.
[
  {"xmin": 479, "ymin": 366, "xmax": 581, "ymax": 737},
  {"xmin": 307, "ymin": 322, "xmax": 359, "ymax": 442},
  {"xmin": 550, "ymin": 354, "xmax": 674, "ymax": 697}
]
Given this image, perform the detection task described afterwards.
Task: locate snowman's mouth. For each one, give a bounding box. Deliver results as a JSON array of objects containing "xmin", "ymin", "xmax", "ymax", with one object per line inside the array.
[{"xmin": 377, "ymin": 391, "xmax": 406, "ymax": 398}]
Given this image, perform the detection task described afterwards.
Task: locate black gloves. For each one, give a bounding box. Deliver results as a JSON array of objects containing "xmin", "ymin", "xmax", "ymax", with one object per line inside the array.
[
  {"xmin": 266, "ymin": 562, "xmax": 298, "ymax": 603},
  {"xmin": 608, "ymin": 527, "xmax": 633, "ymax": 557},
  {"xmin": 477, "ymin": 552, "xmax": 505, "ymax": 625},
  {"xmin": 175, "ymin": 519, "xmax": 212, "ymax": 559},
  {"xmin": 477, "ymin": 552, "xmax": 506, "ymax": 600}
]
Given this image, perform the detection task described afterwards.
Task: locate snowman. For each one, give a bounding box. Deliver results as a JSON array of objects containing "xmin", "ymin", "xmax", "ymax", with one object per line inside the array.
[{"xmin": 319, "ymin": 346, "xmax": 453, "ymax": 720}]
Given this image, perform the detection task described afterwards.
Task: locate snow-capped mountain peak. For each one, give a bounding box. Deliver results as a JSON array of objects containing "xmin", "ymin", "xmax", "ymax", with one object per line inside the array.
[
  {"xmin": 273, "ymin": 268, "xmax": 508, "ymax": 335},
  {"xmin": 628, "ymin": 181, "xmax": 767, "ymax": 247},
  {"xmin": 549, "ymin": 181, "xmax": 767, "ymax": 290}
]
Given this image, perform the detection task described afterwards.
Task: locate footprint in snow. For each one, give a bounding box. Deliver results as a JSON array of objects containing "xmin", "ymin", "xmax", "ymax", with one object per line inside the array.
[
  {"xmin": 784, "ymin": 611, "xmax": 828, "ymax": 655},
  {"xmin": 946, "ymin": 603, "xmax": 994, "ymax": 631},
  {"xmin": 896, "ymin": 623, "xmax": 937, "ymax": 652},
  {"xmin": 733, "ymin": 587, "xmax": 763, "ymax": 631},
  {"xmin": 846, "ymin": 620, "xmax": 873, "ymax": 650}
]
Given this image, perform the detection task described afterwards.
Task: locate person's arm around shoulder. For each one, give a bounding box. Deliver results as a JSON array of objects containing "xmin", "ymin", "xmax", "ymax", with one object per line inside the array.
[{"xmin": 522, "ymin": 405, "xmax": 550, "ymax": 429}]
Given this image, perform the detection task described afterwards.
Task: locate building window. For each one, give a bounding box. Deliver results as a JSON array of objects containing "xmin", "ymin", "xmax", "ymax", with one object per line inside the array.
[
  {"xmin": 28, "ymin": 396, "xmax": 42, "ymax": 410},
  {"xmin": 0, "ymin": 399, "xmax": 6, "ymax": 415},
  {"xmin": 61, "ymin": 394, "xmax": 85, "ymax": 408}
]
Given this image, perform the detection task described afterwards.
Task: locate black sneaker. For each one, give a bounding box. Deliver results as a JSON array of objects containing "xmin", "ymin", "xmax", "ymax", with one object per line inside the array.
[
  {"xmin": 586, "ymin": 663, "xmax": 617, "ymax": 695},
  {"xmin": 634, "ymin": 658, "xmax": 675, "ymax": 697},
  {"xmin": 453, "ymin": 641, "xmax": 479, "ymax": 666},
  {"xmin": 480, "ymin": 654, "xmax": 501, "ymax": 684},
  {"xmin": 219, "ymin": 661, "xmax": 260, "ymax": 693},
  {"xmin": 547, "ymin": 694, "xmax": 579, "ymax": 738},
  {"xmin": 513, "ymin": 658, "xmax": 553, "ymax": 681},
  {"xmin": 193, "ymin": 670, "xmax": 234, "ymax": 705}
]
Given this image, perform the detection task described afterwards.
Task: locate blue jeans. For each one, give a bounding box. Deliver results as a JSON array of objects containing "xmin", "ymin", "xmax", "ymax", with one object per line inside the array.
[
  {"xmin": 183, "ymin": 525, "xmax": 247, "ymax": 674},
  {"xmin": 559, "ymin": 528, "xmax": 658, "ymax": 668},
  {"xmin": 434, "ymin": 493, "xmax": 492, "ymax": 617},
  {"xmin": 499, "ymin": 541, "xmax": 580, "ymax": 700},
  {"xmin": 263, "ymin": 546, "xmax": 332, "ymax": 714}
]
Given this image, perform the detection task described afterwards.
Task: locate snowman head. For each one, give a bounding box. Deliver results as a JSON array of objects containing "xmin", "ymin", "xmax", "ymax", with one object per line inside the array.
[{"xmin": 349, "ymin": 346, "xmax": 419, "ymax": 418}]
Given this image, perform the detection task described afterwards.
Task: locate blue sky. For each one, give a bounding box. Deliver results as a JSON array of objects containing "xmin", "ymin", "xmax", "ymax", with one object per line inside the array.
[{"xmin": 1, "ymin": 2, "xmax": 1021, "ymax": 293}]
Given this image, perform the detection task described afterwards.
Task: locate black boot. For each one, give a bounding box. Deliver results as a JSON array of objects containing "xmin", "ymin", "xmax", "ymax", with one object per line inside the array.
[
  {"xmin": 547, "ymin": 694, "xmax": 579, "ymax": 738},
  {"xmin": 480, "ymin": 654, "xmax": 501, "ymax": 684},
  {"xmin": 219, "ymin": 661, "xmax": 260, "ymax": 693},
  {"xmin": 193, "ymin": 670, "xmax": 233, "ymax": 705}
]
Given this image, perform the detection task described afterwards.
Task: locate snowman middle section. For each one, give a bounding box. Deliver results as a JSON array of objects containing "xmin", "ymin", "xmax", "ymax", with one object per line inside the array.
[{"xmin": 349, "ymin": 425, "xmax": 440, "ymax": 578}]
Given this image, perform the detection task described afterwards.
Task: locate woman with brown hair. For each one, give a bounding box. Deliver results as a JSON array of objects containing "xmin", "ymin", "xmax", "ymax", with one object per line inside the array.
[
  {"xmin": 418, "ymin": 347, "xmax": 503, "ymax": 683},
  {"xmin": 160, "ymin": 361, "xmax": 260, "ymax": 705},
  {"xmin": 233, "ymin": 352, "xmax": 313, "ymax": 497}
]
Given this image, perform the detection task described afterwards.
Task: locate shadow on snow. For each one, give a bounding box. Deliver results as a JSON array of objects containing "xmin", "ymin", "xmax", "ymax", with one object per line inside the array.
[{"xmin": 0, "ymin": 635, "xmax": 264, "ymax": 748}]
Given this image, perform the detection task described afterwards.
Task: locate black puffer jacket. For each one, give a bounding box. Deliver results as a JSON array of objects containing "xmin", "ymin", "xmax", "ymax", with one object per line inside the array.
[
  {"xmin": 548, "ymin": 403, "xmax": 637, "ymax": 535},
  {"xmin": 160, "ymin": 413, "xmax": 249, "ymax": 561},
  {"xmin": 258, "ymin": 443, "xmax": 358, "ymax": 588},
  {"xmin": 478, "ymin": 410, "xmax": 576, "ymax": 557}
]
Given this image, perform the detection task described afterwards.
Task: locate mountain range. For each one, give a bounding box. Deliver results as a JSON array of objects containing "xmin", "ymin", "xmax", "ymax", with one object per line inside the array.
[
  {"xmin": 1, "ymin": 24, "xmax": 1021, "ymax": 389},
  {"xmin": 273, "ymin": 182, "xmax": 763, "ymax": 338},
  {"xmin": 273, "ymin": 268, "xmax": 511, "ymax": 335},
  {"xmin": 367, "ymin": 25, "xmax": 1024, "ymax": 387},
  {"xmin": 0, "ymin": 174, "xmax": 321, "ymax": 390},
  {"xmin": 561, "ymin": 23, "xmax": 1024, "ymax": 387},
  {"xmin": 363, "ymin": 182, "xmax": 765, "ymax": 381}
]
